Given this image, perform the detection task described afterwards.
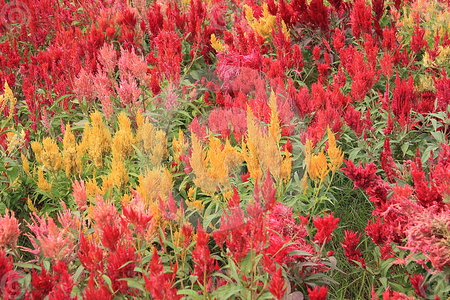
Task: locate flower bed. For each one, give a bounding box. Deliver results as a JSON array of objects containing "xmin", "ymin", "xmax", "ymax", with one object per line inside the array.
[{"xmin": 0, "ymin": 0, "xmax": 449, "ymax": 298}]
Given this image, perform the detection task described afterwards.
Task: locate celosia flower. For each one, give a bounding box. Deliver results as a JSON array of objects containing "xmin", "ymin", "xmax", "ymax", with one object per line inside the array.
[
  {"xmin": 98, "ymin": 43, "xmax": 118, "ymax": 76},
  {"xmin": 350, "ymin": 0, "xmax": 373, "ymax": 39},
  {"xmin": 101, "ymin": 218, "xmax": 133, "ymax": 252},
  {"xmin": 341, "ymin": 230, "xmax": 365, "ymax": 267},
  {"xmin": 93, "ymin": 72, "xmax": 114, "ymax": 119},
  {"xmin": 118, "ymin": 47, "xmax": 148, "ymax": 84},
  {"xmin": 1, "ymin": 269, "xmax": 22, "ymax": 300},
  {"xmin": 313, "ymin": 213, "xmax": 339, "ymax": 245},
  {"xmin": 107, "ymin": 244, "xmax": 137, "ymax": 294},
  {"xmin": 210, "ymin": 34, "xmax": 225, "ymax": 52},
  {"xmin": 308, "ymin": 285, "xmax": 328, "ymax": 300},
  {"xmin": 404, "ymin": 208, "xmax": 450, "ymax": 271},
  {"xmin": 409, "ymin": 153, "xmax": 443, "ymax": 208},
  {"xmin": 192, "ymin": 223, "xmax": 218, "ymax": 286},
  {"xmin": 24, "ymin": 214, "xmax": 76, "ymax": 263},
  {"xmin": 31, "ymin": 137, "xmax": 63, "ymax": 172},
  {"xmin": 62, "ymin": 124, "xmax": 82, "ymax": 177},
  {"xmin": 0, "ymin": 248, "xmax": 13, "ymax": 279},
  {"xmin": 84, "ymin": 276, "xmax": 113, "ymax": 300},
  {"xmin": 30, "ymin": 267, "xmax": 53, "ymax": 299},
  {"xmin": 159, "ymin": 192, "xmax": 179, "ymax": 221},
  {"xmin": 49, "ymin": 261, "xmax": 74, "ymax": 299},
  {"xmin": 117, "ymin": 75, "xmax": 141, "ymax": 107},
  {"xmin": 266, "ymin": 204, "xmax": 313, "ymax": 264},
  {"xmin": 73, "ymin": 68, "xmax": 95, "ymax": 103},
  {"xmin": 267, "ymin": 267, "xmax": 287, "ymax": 300},
  {"xmin": 78, "ymin": 234, "xmax": 105, "ymax": 274},
  {"xmin": 391, "ymin": 75, "xmax": 417, "ymax": 128},
  {"xmin": 374, "ymin": 288, "xmax": 417, "ymax": 300},
  {"xmin": 122, "ymin": 190, "xmax": 154, "ymax": 236},
  {"xmin": 365, "ymin": 218, "xmax": 390, "ymax": 246},
  {"xmin": 0, "ymin": 250, "xmax": 21, "ymax": 300},
  {"xmin": 135, "ymin": 114, "xmax": 168, "ymax": 166},
  {"xmin": 92, "ymin": 195, "xmax": 119, "ymax": 230},
  {"xmin": 0, "ymin": 209, "xmax": 20, "ymax": 249},
  {"xmin": 341, "ymin": 160, "xmax": 381, "ymax": 191},
  {"xmin": 190, "ymin": 132, "xmax": 242, "ymax": 195},
  {"xmin": 409, "ymin": 274, "xmax": 427, "ymax": 298},
  {"xmin": 145, "ymin": 249, "xmax": 181, "ymax": 300},
  {"xmin": 326, "ymin": 127, "xmax": 344, "ymax": 172},
  {"xmin": 208, "ymin": 107, "xmax": 247, "ymax": 141},
  {"xmin": 245, "ymin": 3, "xmax": 276, "ymax": 39},
  {"xmin": 80, "ymin": 111, "xmax": 112, "ymax": 168},
  {"xmin": 37, "ymin": 167, "xmax": 52, "ymax": 193},
  {"xmin": 72, "ymin": 179, "xmax": 88, "ymax": 211}
]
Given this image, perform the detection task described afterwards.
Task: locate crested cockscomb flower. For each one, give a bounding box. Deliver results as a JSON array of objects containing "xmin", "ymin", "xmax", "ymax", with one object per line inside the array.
[
  {"xmin": 404, "ymin": 208, "xmax": 450, "ymax": 271},
  {"xmin": 341, "ymin": 160, "xmax": 382, "ymax": 191},
  {"xmin": 365, "ymin": 218, "xmax": 391, "ymax": 246}
]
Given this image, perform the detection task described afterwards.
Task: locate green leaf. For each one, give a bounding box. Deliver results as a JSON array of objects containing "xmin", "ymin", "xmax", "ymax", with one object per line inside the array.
[
  {"xmin": 102, "ymin": 275, "xmax": 114, "ymax": 293},
  {"xmin": 43, "ymin": 260, "xmax": 51, "ymax": 271},
  {"xmin": 212, "ymin": 283, "xmax": 243, "ymax": 298},
  {"xmin": 289, "ymin": 250, "xmax": 313, "ymax": 257},
  {"xmin": 177, "ymin": 289, "xmax": 204, "ymax": 300},
  {"xmin": 119, "ymin": 278, "xmax": 146, "ymax": 293},
  {"xmin": 259, "ymin": 292, "xmax": 279, "ymax": 300},
  {"xmin": 0, "ymin": 202, "xmax": 6, "ymax": 214},
  {"xmin": 241, "ymin": 251, "xmax": 254, "ymax": 275},
  {"xmin": 380, "ymin": 277, "xmax": 388, "ymax": 288},
  {"xmin": 431, "ymin": 131, "xmax": 445, "ymax": 143},
  {"xmin": 14, "ymin": 263, "xmax": 41, "ymax": 271},
  {"xmin": 73, "ymin": 265, "xmax": 85, "ymax": 282},
  {"xmin": 226, "ymin": 258, "xmax": 241, "ymax": 283}
]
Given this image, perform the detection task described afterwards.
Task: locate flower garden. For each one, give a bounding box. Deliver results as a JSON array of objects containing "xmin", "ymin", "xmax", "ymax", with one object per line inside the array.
[{"xmin": 0, "ymin": 0, "xmax": 450, "ymax": 298}]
